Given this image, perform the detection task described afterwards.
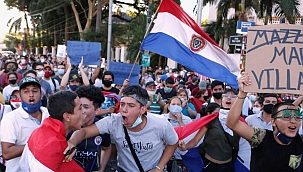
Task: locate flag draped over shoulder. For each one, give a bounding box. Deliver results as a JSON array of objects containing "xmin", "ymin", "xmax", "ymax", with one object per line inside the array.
[
  {"xmin": 140, "ymin": 0, "xmax": 240, "ymax": 88},
  {"xmin": 20, "ymin": 118, "xmax": 84, "ymax": 172}
]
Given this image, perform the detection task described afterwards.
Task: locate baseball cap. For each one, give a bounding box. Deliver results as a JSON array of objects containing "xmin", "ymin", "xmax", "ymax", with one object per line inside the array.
[
  {"xmin": 19, "ymin": 76, "xmax": 41, "ymax": 89},
  {"xmin": 69, "ymin": 74, "xmax": 81, "ymax": 82},
  {"xmin": 146, "ymin": 81, "xmax": 157, "ymax": 87}
]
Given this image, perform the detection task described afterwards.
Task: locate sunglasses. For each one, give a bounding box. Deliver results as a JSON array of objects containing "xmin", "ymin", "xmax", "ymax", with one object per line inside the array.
[{"xmin": 273, "ymin": 108, "xmax": 303, "ymax": 122}]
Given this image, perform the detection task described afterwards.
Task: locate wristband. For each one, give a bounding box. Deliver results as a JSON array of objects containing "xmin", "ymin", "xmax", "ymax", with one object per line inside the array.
[
  {"xmin": 237, "ymin": 95, "xmax": 246, "ymax": 99},
  {"xmin": 155, "ymin": 166, "xmax": 163, "ymax": 171}
]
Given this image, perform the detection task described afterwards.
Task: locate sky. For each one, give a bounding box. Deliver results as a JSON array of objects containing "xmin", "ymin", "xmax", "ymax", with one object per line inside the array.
[{"xmin": 0, "ymin": 1, "xmax": 24, "ymax": 42}]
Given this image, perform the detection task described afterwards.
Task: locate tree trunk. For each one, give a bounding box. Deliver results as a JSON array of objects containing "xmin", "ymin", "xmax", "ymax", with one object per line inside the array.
[
  {"xmin": 70, "ymin": 0, "xmax": 83, "ymax": 39},
  {"xmin": 64, "ymin": 5, "xmax": 69, "ymax": 45},
  {"xmin": 96, "ymin": 0, "xmax": 102, "ymax": 32},
  {"xmin": 84, "ymin": 0, "xmax": 93, "ymax": 32}
]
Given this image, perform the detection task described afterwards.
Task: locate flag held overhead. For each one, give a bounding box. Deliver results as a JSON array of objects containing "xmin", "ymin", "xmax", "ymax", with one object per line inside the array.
[{"xmin": 141, "ymin": 0, "xmax": 240, "ymax": 88}]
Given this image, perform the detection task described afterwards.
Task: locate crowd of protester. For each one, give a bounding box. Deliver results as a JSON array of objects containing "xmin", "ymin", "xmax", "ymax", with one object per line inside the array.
[{"xmin": 0, "ymin": 52, "xmax": 302, "ymax": 172}]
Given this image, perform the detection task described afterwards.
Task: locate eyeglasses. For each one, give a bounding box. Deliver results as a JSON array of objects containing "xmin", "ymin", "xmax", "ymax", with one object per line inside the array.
[
  {"xmin": 10, "ymin": 95, "xmax": 19, "ymax": 100},
  {"xmin": 273, "ymin": 108, "xmax": 303, "ymax": 122},
  {"xmin": 222, "ymin": 94, "xmax": 237, "ymax": 99},
  {"xmin": 35, "ymin": 68, "xmax": 44, "ymax": 71}
]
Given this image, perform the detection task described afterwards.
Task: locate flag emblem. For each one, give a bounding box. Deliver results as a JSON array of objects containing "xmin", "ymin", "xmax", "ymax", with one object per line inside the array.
[{"xmin": 190, "ymin": 35, "xmax": 206, "ymax": 52}]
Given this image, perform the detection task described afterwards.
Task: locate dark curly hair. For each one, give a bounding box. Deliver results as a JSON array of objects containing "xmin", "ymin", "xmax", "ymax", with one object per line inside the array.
[{"xmin": 76, "ymin": 85, "xmax": 105, "ymax": 109}]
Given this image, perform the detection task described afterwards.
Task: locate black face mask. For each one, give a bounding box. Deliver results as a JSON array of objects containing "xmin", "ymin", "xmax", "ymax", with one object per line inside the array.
[
  {"xmin": 203, "ymin": 96, "xmax": 209, "ymax": 101},
  {"xmin": 213, "ymin": 92, "xmax": 222, "ymax": 99},
  {"xmin": 103, "ymin": 80, "xmax": 113, "ymax": 87},
  {"xmin": 263, "ymin": 104, "xmax": 274, "ymax": 114},
  {"xmin": 9, "ymin": 79, "xmax": 17, "ymax": 85}
]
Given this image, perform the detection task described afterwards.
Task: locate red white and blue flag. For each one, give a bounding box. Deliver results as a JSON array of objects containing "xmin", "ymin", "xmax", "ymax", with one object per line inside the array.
[{"xmin": 141, "ymin": 0, "xmax": 240, "ymax": 88}]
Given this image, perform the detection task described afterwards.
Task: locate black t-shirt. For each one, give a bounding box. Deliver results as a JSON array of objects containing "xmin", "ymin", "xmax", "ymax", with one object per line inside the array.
[
  {"xmin": 251, "ymin": 130, "xmax": 303, "ymax": 172},
  {"xmin": 101, "ymin": 87, "xmax": 119, "ymax": 94},
  {"xmin": 155, "ymin": 88, "xmax": 177, "ymax": 101}
]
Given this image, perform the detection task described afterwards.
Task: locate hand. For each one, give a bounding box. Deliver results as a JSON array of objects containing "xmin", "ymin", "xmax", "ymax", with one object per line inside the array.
[
  {"xmin": 149, "ymin": 95, "xmax": 154, "ymax": 103},
  {"xmin": 181, "ymin": 99, "xmax": 188, "ymax": 108},
  {"xmin": 175, "ymin": 113, "xmax": 183, "ymax": 123},
  {"xmin": 237, "ymin": 72, "xmax": 251, "ymax": 92},
  {"xmin": 78, "ymin": 56, "xmax": 84, "ymax": 70},
  {"xmin": 122, "ymin": 79, "xmax": 129, "ymax": 88},
  {"xmin": 66, "ymin": 57, "xmax": 72, "ymax": 69},
  {"xmin": 178, "ymin": 140, "xmax": 187, "ymax": 151},
  {"xmin": 156, "ymin": 93, "xmax": 161, "ymax": 102},
  {"xmin": 107, "ymin": 106, "xmax": 116, "ymax": 113},
  {"xmin": 63, "ymin": 141, "xmax": 77, "ymax": 162}
]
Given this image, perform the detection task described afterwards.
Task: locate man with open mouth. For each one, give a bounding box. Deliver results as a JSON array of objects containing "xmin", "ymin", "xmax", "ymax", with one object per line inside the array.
[{"xmin": 67, "ymin": 85, "xmax": 178, "ymax": 172}]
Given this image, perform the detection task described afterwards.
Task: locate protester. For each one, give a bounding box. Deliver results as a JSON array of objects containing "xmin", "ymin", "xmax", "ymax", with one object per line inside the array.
[
  {"xmin": 161, "ymin": 96, "xmax": 192, "ymax": 171},
  {"xmin": 0, "ymin": 76, "xmax": 49, "ymax": 171},
  {"xmin": 67, "ymin": 85, "xmax": 178, "ymax": 171},
  {"xmin": 53, "ymin": 63, "xmax": 65, "ymax": 84},
  {"xmin": 146, "ymin": 81, "xmax": 163, "ymax": 114},
  {"xmin": 245, "ymin": 94, "xmax": 278, "ymax": 130},
  {"xmin": 43, "ymin": 64, "xmax": 60, "ymax": 93},
  {"xmin": 19, "ymin": 90, "xmax": 84, "ymax": 171},
  {"xmin": 2, "ymin": 72, "xmax": 19, "ymax": 103},
  {"xmin": 179, "ymin": 88, "xmax": 241, "ymax": 172},
  {"xmin": 177, "ymin": 89, "xmax": 197, "ymax": 119},
  {"xmin": 1, "ymin": 61, "xmax": 23, "ymax": 88},
  {"xmin": 209, "ymin": 80, "xmax": 225, "ymax": 105},
  {"xmin": 68, "ymin": 85, "xmax": 111, "ymax": 171},
  {"xmin": 156, "ymin": 77, "xmax": 177, "ymax": 105},
  {"xmin": 227, "ymin": 72, "xmax": 303, "ymax": 172},
  {"xmin": 60, "ymin": 57, "xmax": 90, "ymax": 91}
]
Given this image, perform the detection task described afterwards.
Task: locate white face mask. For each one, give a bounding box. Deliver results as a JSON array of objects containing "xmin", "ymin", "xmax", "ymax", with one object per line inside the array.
[
  {"xmin": 180, "ymin": 97, "xmax": 186, "ymax": 102},
  {"xmin": 21, "ymin": 59, "xmax": 26, "ymax": 64},
  {"xmin": 253, "ymin": 107, "xmax": 261, "ymax": 114},
  {"xmin": 40, "ymin": 59, "xmax": 45, "ymax": 63},
  {"xmin": 147, "ymin": 90, "xmax": 156, "ymax": 96},
  {"xmin": 169, "ymin": 105, "xmax": 182, "ymax": 115},
  {"xmin": 37, "ymin": 71, "xmax": 44, "ymax": 78},
  {"xmin": 173, "ymin": 74, "xmax": 178, "ymax": 77}
]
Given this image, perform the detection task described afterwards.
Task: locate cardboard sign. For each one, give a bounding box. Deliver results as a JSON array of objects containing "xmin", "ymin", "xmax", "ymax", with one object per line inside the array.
[
  {"xmin": 67, "ymin": 41, "xmax": 101, "ymax": 65},
  {"xmin": 109, "ymin": 61, "xmax": 141, "ymax": 85},
  {"xmin": 244, "ymin": 24, "xmax": 303, "ymax": 94}
]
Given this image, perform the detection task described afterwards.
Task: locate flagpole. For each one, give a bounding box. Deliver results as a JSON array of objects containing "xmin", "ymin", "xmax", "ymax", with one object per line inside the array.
[{"xmin": 127, "ymin": 3, "xmax": 162, "ymax": 80}]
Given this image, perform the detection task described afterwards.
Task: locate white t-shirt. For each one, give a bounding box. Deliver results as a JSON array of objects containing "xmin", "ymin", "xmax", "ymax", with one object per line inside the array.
[
  {"xmin": 95, "ymin": 113, "xmax": 178, "ymax": 171},
  {"xmin": 0, "ymin": 106, "xmax": 49, "ymax": 172},
  {"xmin": 2, "ymin": 85, "xmax": 18, "ymax": 101},
  {"xmin": 43, "ymin": 78, "xmax": 60, "ymax": 93}
]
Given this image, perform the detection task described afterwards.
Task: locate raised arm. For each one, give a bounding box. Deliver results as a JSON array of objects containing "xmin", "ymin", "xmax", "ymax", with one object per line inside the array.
[
  {"xmin": 78, "ymin": 57, "xmax": 89, "ymax": 86},
  {"xmin": 60, "ymin": 57, "xmax": 72, "ymax": 90},
  {"xmin": 226, "ymin": 72, "xmax": 254, "ymax": 140}
]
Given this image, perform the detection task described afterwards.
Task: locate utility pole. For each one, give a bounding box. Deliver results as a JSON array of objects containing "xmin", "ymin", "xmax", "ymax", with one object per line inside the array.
[
  {"xmin": 196, "ymin": 0, "xmax": 204, "ymax": 27},
  {"xmin": 107, "ymin": 0, "xmax": 113, "ymax": 70}
]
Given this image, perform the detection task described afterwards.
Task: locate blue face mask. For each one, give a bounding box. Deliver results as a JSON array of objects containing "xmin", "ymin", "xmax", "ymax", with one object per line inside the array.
[
  {"xmin": 69, "ymin": 85, "xmax": 79, "ymax": 91},
  {"xmin": 249, "ymin": 95, "xmax": 257, "ymax": 102},
  {"xmin": 22, "ymin": 100, "xmax": 42, "ymax": 114},
  {"xmin": 275, "ymin": 130, "xmax": 296, "ymax": 144},
  {"xmin": 164, "ymin": 87, "xmax": 172, "ymax": 93},
  {"xmin": 58, "ymin": 69, "xmax": 65, "ymax": 75},
  {"xmin": 129, "ymin": 115, "xmax": 143, "ymax": 128}
]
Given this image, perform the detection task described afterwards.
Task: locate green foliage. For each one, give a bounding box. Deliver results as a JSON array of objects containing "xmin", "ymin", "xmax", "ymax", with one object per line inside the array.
[
  {"xmin": 3, "ymin": 33, "xmax": 22, "ymax": 50},
  {"xmin": 125, "ymin": 14, "xmax": 147, "ymax": 63}
]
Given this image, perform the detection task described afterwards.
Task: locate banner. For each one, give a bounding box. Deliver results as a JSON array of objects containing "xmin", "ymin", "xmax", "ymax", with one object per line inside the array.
[
  {"xmin": 244, "ymin": 24, "xmax": 303, "ymax": 94},
  {"xmin": 67, "ymin": 41, "xmax": 101, "ymax": 65},
  {"xmin": 109, "ymin": 62, "xmax": 140, "ymax": 85}
]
